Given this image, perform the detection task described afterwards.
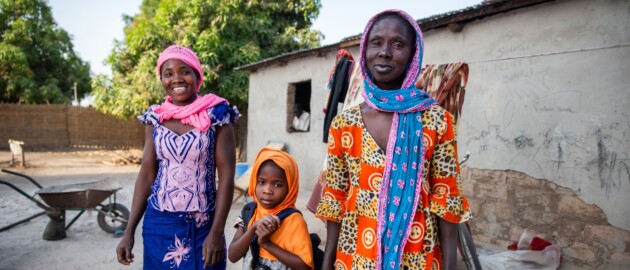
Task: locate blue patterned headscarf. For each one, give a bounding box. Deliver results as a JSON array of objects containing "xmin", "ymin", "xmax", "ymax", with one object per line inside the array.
[{"xmin": 359, "ymin": 10, "xmax": 437, "ymax": 270}]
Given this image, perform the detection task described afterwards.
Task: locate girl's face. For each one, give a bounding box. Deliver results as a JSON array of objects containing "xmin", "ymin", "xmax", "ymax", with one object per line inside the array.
[
  {"xmin": 160, "ymin": 59, "xmax": 198, "ymax": 105},
  {"xmin": 365, "ymin": 16, "xmax": 415, "ymax": 90},
  {"xmin": 255, "ymin": 161, "xmax": 289, "ymax": 209}
]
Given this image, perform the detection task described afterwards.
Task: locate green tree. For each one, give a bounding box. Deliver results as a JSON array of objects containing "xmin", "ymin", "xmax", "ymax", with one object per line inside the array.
[
  {"xmin": 92, "ymin": 0, "xmax": 322, "ymax": 119},
  {"xmin": 0, "ymin": 0, "xmax": 91, "ymax": 104}
]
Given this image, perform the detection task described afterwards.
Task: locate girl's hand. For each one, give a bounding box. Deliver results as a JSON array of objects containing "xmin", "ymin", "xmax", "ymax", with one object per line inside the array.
[
  {"xmin": 255, "ymin": 221, "xmax": 276, "ymax": 245},
  {"xmin": 202, "ymin": 232, "xmax": 225, "ymax": 268},
  {"xmin": 116, "ymin": 234, "xmax": 135, "ymax": 265},
  {"xmin": 254, "ymin": 214, "xmax": 280, "ymax": 245},
  {"xmin": 253, "ymin": 214, "xmax": 280, "ymax": 232}
]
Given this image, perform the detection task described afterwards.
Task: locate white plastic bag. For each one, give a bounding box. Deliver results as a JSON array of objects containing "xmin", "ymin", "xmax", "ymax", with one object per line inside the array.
[{"xmin": 478, "ymin": 230, "xmax": 561, "ymax": 270}]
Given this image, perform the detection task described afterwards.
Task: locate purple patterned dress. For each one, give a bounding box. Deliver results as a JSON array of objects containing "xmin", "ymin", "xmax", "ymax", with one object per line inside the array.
[{"xmin": 138, "ymin": 102, "xmax": 239, "ymax": 270}]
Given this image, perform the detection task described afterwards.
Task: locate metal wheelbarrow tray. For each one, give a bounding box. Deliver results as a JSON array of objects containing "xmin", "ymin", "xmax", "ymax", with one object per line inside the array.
[
  {"xmin": 37, "ymin": 179, "xmax": 123, "ymax": 209},
  {"xmin": 0, "ymin": 169, "xmax": 130, "ymax": 240}
]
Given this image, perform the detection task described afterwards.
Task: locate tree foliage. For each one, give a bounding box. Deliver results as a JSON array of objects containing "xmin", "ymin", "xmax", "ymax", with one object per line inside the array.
[
  {"xmin": 0, "ymin": 0, "xmax": 91, "ymax": 104},
  {"xmin": 92, "ymin": 0, "xmax": 322, "ymax": 119}
]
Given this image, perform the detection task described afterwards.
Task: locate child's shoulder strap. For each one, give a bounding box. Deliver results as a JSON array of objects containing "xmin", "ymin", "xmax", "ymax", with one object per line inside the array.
[
  {"xmin": 243, "ymin": 205, "xmax": 301, "ymax": 232},
  {"xmin": 240, "ymin": 201, "xmax": 257, "ymax": 232},
  {"xmin": 276, "ymin": 208, "xmax": 301, "ymax": 220}
]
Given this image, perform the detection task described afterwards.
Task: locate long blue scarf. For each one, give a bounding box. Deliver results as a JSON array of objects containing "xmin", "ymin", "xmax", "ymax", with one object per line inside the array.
[{"xmin": 359, "ymin": 10, "xmax": 437, "ymax": 269}]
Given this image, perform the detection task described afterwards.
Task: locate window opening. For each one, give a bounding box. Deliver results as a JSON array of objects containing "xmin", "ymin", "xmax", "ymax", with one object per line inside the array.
[{"xmin": 287, "ymin": 81, "xmax": 311, "ymax": 133}]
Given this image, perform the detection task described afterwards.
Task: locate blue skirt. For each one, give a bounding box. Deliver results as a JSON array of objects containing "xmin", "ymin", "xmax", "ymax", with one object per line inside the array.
[{"xmin": 142, "ymin": 207, "xmax": 226, "ymax": 270}]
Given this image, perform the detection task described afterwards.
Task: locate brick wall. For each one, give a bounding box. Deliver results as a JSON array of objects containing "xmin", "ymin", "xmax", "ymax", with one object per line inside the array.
[
  {"xmin": 0, "ymin": 104, "xmax": 144, "ymax": 149},
  {"xmin": 462, "ymin": 167, "xmax": 630, "ymax": 268}
]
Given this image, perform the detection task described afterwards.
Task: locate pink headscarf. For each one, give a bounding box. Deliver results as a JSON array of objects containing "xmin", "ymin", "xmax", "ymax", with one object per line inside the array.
[
  {"xmin": 157, "ymin": 45, "xmax": 204, "ymax": 91},
  {"xmin": 153, "ymin": 45, "xmax": 227, "ymax": 132}
]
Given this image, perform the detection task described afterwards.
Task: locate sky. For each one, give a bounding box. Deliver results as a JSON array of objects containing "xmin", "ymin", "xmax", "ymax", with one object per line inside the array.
[{"xmin": 48, "ymin": 0, "xmax": 481, "ymax": 76}]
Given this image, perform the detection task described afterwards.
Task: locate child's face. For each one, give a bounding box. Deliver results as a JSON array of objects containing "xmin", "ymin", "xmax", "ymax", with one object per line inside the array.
[
  {"xmin": 365, "ymin": 16, "xmax": 415, "ymax": 90},
  {"xmin": 255, "ymin": 161, "xmax": 289, "ymax": 209},
  {"xmin": 160, "ymin": 59, "xmax": 198, "ymax": 105}
]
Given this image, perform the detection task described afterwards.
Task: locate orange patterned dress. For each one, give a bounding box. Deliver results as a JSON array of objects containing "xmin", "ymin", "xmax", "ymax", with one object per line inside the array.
[{"xmin": 316, "ymin": 105, "xmax": 471, "ymax": 270}]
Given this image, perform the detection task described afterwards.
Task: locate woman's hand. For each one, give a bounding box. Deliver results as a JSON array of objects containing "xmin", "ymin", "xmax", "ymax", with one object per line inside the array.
[
  {"xmin": 116, "ymin": 125, "xmax": 154, "ymax": 266},
  {"xmin": 202, "ymin": 231, "xmax": 225, "ymax": 268},
  {"xmin": 206, "ymin": 123, "xmax": 234, "ymax": 267},
  {"xmin": 321, "ymin": 221, "xmax": 341, "ymax": 270},
  {"xmin": 438, "ymin": 218, "xmax": 459, "ymax": 270},
  {"xmin": 116, "ymin": 234, "xmax": 135, "ymax": 265}
]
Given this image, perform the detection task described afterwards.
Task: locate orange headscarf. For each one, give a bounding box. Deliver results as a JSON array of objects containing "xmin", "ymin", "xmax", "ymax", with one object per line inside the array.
[
  {"xmin": 247, "ymin": 147, "xmax": 313, "ymax": 268},
  {"xmin": 248, "ymin": 147, "xmax": 299, "ymax": 214}
]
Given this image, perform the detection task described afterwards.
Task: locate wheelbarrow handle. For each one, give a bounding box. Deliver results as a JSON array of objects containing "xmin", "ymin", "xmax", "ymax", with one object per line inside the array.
[
  {"xmin": 0, "ymin": 179, "xmax": 50, "ymax": 210},
  {"xmin": 459, "ymin": 151, "xmax": 471, "ymax": 165},
  {"xmin": 1, "ymin": 169, "xmax": 43, "ymax": 189},
  {"xmin": 0, "ymin": 210, "xmax": 46, "ymax": 233}
]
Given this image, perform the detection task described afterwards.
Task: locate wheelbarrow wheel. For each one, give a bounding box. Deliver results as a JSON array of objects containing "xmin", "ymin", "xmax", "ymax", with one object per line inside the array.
[{"xmin": 97, "ymin": 203, "xmax": 129, "ymax": 234}]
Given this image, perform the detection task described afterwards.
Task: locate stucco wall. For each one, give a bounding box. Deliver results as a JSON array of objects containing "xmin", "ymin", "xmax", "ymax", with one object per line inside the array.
[
  {"xmin": 422, "ymin": 0, "xmax": 630, "ymax": 231},
  {"xmin": 246, "ymin": 0, "xmax": 630, "ymax": 236},
  {"xmin": 246, "ymin": 46, "xmax": 360, "ymax": 188}
]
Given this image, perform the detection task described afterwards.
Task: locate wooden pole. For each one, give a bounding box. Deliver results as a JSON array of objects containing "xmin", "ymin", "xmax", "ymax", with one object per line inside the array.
[{"xmin": 73, "ymin": 81, "xmax": 78, "ymax": 105}]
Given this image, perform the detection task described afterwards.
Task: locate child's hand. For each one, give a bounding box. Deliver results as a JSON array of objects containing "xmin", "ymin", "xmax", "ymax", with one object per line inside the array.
[
  {"xmin": 255, "ymin": 222, "xmax": 274, "ymax": 245},
  {"xmin": 254, "ymin": 214, "xmax": 280, "ymax": 245},
  {"xmin": 253, "ymin": 214, "xmax": 280, "ymax": 232}
]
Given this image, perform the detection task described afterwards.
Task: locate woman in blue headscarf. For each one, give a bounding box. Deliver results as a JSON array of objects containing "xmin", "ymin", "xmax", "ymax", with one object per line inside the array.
[{"xmin": 316, "ymin": 10, "xmax": 471, "ymax": 270}]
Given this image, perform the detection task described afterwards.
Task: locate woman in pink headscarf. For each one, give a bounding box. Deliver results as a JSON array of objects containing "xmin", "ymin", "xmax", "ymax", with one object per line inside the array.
[{"xmin": 116, "ymin": 45, "xmax": 239, "ymax": 270}]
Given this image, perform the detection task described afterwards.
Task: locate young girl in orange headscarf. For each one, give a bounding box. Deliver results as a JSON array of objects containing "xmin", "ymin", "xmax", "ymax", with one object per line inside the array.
[{"xmin": 228, "ymin": 147, "xmax": 314, "ymax": 270}]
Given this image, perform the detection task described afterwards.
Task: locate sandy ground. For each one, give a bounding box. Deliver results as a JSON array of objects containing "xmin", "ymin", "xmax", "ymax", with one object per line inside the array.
[
  {"xmin": 0, "ymin": 149, "xmax": 326, "ymax": 270},
  {"xmin": 1, "ymin": 149, "xmax": 581, "ymax": 270}
]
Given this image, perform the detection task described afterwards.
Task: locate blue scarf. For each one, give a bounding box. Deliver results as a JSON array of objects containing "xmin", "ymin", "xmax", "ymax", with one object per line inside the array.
[{"xmin": 359, "ymin": 10, "xmax": 437, "ymax": 269}]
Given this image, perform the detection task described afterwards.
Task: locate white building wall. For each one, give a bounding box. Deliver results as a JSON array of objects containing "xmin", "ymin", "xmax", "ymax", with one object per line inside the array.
[
  {"xmin": 246, "ymin": 0, "xmax": 630, "ymax": 229},
  {"xmin": 246, "ymin": 47, "xmax": 360, "ymax": 190},
  {"xmin": 423, "ymin": 0, "xmax": 630, "ymax": 230}
]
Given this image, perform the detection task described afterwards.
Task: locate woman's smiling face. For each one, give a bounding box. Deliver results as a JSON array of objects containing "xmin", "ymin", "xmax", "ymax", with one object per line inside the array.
[
  {"xmin": 365, "ymin": 15, "xmax": 415, "ymax": 90},
  {"xmin": 160, "ymin": 59, "xmax": 198, "ymax": 105}
]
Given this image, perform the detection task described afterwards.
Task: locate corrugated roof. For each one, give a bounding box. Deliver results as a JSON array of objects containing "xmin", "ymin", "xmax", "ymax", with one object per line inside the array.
[{"xmin": 236, "ymin": 0, "xmax": 554, "ymax": 71}]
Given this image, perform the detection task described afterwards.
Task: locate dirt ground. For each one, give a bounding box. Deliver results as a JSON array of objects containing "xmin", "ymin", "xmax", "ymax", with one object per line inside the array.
[
  {"xmin": 0, "ymin": 149, "xmax": 326, "ymax": 270},
  {"xmin": 1, "ymin": 149, "xmax": 519, "ymax": 270}
]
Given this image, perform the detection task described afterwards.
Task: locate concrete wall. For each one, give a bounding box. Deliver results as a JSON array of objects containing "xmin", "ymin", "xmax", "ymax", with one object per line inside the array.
[
  {"xmin": 427, "ymin": 0, "xmax": 630, "ymax": 231},
  {"xmin": 246, "ymin": 0, "xmax": 630, "ymax": 266},
  {"xmin": 246, "ymin": 47, "xmax": 359, "ymax": 188},
  {"xmin": 434, "ymin": 1, "xmax": 630, "ymax": 266}
]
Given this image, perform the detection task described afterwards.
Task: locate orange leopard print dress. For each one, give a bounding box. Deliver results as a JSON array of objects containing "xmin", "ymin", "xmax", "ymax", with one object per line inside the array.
[{"xmin": 316, "ymin": 105, "xmax": 471, "ymax": 270}]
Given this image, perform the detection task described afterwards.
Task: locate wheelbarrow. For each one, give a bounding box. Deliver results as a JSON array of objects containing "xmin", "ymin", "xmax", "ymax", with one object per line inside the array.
[{"xmin": 0, "ymin": 169, "xmax": 129, "ymax": 240}]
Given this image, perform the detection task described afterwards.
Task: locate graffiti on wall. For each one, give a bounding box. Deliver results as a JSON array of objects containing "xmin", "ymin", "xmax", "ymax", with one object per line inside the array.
[{"xmin": 461, "ymin": 54, "xmax": 630, "ymax": 229}]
